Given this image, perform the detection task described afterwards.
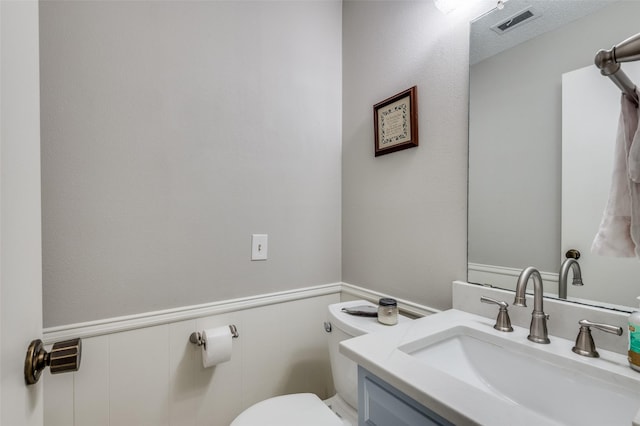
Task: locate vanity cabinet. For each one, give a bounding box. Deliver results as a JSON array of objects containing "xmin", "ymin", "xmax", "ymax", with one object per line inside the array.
[{"xmin": 358, "ymin": 366, "xmax": 454, "ymax": 426}]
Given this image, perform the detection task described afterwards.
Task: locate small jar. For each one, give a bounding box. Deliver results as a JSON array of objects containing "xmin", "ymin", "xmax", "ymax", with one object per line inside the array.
[{"xmin": 377, "ymin": 298, "xmax": 398, "ymax": 325}]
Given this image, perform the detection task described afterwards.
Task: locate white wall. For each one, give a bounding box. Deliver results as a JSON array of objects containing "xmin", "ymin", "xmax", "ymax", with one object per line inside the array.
[
  {"xmin": 39, "ymin": 0, "xmax": 343, "ymax": 327},
  {"xmin": 341, "ymin": 1, "xmax": 470, "ymax": 311},
  {"xmin": 44, "ymin": 291, "xmax": 339, "ymax": 426}
]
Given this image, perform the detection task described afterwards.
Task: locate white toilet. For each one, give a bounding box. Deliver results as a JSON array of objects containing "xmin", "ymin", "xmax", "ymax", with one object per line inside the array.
[{"xmin": 230, "ymin": 300, "xmax": 409, "ymax": 426}]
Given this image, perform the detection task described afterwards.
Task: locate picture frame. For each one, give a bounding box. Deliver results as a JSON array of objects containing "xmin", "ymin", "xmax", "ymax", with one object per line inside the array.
[{"xmin": 373, "ymin": 86, "xmax": 418, "ymax": 157}]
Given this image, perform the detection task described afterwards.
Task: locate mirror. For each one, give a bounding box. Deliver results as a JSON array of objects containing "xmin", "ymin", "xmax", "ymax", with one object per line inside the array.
[{"xmin": 468, "ymin": 0, "xmax": 640, "ymax": 311}]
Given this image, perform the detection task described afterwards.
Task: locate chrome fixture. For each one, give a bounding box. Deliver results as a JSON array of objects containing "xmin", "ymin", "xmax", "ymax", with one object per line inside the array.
[
  {"xmin": 514, "ymin": 267, "xmax": 550, "ymax": 343},
  {"xmin": 572, "ymin": 319, "xmax": 623, "ymax": 358},
  {"xmin": 24, "ymin": 338, "xmax": 82, "ymax": 385},
  {"xmin": 189, "ymin": 325, "xmax": 239, "ymax": 347},
  {"xmin": 558, "ymin": 257, "xmax": 583, "ymax": 300},
  {"xmin": 595, "ymin": 32, "xmax": 640, "ymax": 107},
  {"xmin": 480, "ymin": 296, "xmax": 513, "ymax": 332}
]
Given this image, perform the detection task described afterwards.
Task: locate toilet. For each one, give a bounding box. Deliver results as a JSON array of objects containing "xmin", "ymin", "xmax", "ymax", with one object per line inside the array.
[{"xmin": 230, "ymin": 300, "xmax": 409, "ymax": 426}]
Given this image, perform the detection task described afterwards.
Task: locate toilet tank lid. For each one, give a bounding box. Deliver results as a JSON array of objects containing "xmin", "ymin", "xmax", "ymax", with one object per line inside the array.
[{"xmin": 328, "ymin": 300, "xmax": 410, "ymax": 337}]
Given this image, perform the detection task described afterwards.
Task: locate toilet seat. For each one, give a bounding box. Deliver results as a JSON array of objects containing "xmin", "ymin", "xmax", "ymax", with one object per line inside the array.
[{"xmin": 230, "ymin": 393, "xmax": 344, "ymax": 426}]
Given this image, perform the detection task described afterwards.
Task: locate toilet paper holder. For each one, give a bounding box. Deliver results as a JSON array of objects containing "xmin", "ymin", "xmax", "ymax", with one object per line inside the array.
[{"xmin": 189, "ymin": 325, "xmax": 239, "ymax": 347}]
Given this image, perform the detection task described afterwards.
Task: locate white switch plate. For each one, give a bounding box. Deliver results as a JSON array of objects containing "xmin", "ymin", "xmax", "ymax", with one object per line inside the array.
[{"xmin": 251, "ymin": 234, "xmax": 268, "ymax": 261}]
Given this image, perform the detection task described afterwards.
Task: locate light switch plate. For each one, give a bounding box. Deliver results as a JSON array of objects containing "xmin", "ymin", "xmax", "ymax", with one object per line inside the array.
[{"xmin": 251, "ymin": 234, "xmax": 268, "ymax": 260}]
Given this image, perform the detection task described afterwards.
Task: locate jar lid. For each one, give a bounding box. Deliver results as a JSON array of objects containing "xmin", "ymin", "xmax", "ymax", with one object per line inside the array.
[{"xmin": 379, "ymin": 298, "xmax": 397, "ymax": 307}]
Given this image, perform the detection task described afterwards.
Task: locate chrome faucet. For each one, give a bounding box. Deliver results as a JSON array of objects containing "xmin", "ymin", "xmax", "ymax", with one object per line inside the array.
[
  {"xmin": 558, "ymin": 258, "xmax": 583, "ymax": 299},
  {"xmin": 514, "ymin": 266, "xmax": 550, "ymax": 344}
]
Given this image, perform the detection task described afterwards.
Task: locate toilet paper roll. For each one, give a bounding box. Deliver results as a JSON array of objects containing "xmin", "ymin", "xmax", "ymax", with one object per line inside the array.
[{"xmin": 201, "ymin": 326, "xmax": 233, "ymax": 368}]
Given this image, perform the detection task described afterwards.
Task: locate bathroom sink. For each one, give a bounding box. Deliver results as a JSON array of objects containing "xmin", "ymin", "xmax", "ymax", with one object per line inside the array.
[
  {"xmin": 340, "ymin": 309, "xmax": 640, "ymax": 426},
  {"xmin": 399, "ymin": 325, "xmax": 640, "ymax": 425}
]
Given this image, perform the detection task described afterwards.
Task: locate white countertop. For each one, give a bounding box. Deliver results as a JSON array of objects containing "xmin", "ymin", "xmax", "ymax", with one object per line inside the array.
[{"xmin": 339, "ymin": 309, "xmax": 640, "ymax": 426}]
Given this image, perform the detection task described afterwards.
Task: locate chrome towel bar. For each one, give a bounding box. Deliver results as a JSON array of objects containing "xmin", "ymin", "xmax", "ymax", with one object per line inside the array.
[{"xmin": 595, "ymin": 32, "xmax": 640, "ymax": 107}]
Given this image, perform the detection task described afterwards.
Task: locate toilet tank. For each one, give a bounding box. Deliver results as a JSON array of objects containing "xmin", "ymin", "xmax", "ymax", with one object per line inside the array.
[{"xmin": 326, "ymin": 300, "xmax": 410, "ymax": 410}]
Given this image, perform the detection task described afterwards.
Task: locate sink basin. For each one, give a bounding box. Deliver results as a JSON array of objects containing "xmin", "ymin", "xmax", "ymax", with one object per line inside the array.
[
  {"xmin": 340, "ymin": 309, "xmax": 640, "ymax": 425},
  {"xmin": 399, "ymin": 325, "xmax": 640, "ymax": 425}
]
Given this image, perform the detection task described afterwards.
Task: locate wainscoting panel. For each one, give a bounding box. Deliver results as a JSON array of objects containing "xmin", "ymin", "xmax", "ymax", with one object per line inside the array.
[
  {"xmin": 241, "ymin": 296, "xmax": 334, "ymax": 410},
  {"xmin": 110, "ymin": 325, "xmax": 171, "ymax": 425},
  {"xmin": 75, "ymin": 335, "xmax": 109, "ymax": 426},
  {"xmin": 43, "ymin": 287, "xmax": 341, "ymax": 426},
  {"xmin": 43, "ymin": 371, "xmax": 72, "ymax": 426}
]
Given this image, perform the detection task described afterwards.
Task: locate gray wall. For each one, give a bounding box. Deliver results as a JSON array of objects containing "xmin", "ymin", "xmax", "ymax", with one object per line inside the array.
[
  {"xmin": 40, "ymin": 1, "xmax": 342, "ymax": 326},
  {"xmin": 41, "ymin": 0, "xmax": 476, "ymax": 326},
  {"xmin": 341, "ymin": 1, "xmax": 470, "ymax": 311},
  {"xmin": 468, "ymin": 1, "xmax": 640, "ymax": 272}
]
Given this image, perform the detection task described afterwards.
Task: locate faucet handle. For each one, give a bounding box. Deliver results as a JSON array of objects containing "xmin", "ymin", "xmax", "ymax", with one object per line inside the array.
[
  {"xmin": 572, "ymin": 319, "xmax": 623, "ymax": 358},
  {"xmin": 481, "ymin": 296, "xmax": 508, "ymax": 309},
  {"xmin": 480, "ymin": 296, "xmax": 514, "ymax": 332}
]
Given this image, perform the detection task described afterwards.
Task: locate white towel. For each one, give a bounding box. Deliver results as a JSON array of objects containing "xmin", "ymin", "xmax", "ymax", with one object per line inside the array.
[{"xmin": 592, "ymin": 90, "xmax": 640, "ymax": 257}]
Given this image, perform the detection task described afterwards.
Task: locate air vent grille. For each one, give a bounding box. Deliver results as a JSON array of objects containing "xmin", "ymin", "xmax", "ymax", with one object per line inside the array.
[{"xmin": 491, "ymin": 7, "xmax": 540, "ymax": 34}]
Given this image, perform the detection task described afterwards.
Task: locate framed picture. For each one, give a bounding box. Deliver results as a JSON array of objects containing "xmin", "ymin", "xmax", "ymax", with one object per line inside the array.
[{"xmin": 373, "ymin": 86, "xmax": 418, "ymax": 157}]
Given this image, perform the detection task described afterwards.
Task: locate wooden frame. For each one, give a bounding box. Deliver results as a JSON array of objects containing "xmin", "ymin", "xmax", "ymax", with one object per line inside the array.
[{"xmin": 373, "ymin": 86, "xmax": 418, "ymax": 157}]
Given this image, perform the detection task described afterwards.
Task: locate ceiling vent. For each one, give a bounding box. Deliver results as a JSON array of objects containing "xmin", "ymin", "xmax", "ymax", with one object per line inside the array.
[{"xmin": 491, "ymin": 7, "xmax": 540, "ymax": 35}]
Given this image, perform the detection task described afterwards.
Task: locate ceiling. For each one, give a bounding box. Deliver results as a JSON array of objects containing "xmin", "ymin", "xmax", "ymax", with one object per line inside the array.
[{"xmin": 470, "ymin": 0, "xmax": 614, "ymax": 65}]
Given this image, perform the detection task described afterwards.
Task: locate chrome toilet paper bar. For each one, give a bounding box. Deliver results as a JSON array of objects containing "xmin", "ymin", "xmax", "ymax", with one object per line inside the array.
[{"xmin": 189, "ymin": 325, "xmax": 239, "ymax": 346}]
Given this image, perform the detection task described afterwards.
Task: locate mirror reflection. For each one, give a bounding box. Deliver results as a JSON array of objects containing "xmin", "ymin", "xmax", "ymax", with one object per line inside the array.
[{"xmin": 468, "ymin": 0, "xmax": 640, "ymax": 311}]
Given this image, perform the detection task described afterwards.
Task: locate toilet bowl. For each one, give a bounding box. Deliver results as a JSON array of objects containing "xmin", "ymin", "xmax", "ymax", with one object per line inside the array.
[{"xmin": 230, "ymin": 300, "xmax": 409, "ymax": 426}]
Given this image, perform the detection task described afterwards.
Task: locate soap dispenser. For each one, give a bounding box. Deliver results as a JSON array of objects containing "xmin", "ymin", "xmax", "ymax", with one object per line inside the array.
[{"xmin": 628, "ymin": 297, "xmax": 640, "ymax": 372}]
